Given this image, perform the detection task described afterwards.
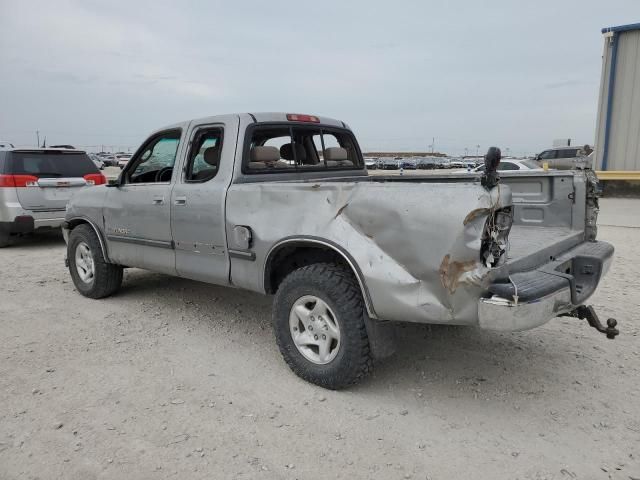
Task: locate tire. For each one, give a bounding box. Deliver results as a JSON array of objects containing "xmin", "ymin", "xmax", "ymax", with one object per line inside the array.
[
  {"xmin": 68, "ymin": 224, "xmax": 123, "ymax": 299},
  {"xmin": 273, "ymin": 262, "xmax": 373, "ymax": 389}
]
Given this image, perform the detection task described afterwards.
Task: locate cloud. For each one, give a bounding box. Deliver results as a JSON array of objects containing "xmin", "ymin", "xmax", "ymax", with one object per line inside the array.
[{"xmin": 0, "ymin": 0, "xmax": 637, "ymax": 153}]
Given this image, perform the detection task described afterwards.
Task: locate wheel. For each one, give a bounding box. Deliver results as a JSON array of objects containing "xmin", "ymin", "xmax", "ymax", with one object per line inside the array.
[
  {"xmin": 67, "ymin": 224, "xmax": 123, "ymax": 298},
  {"xmin": 272, "ymin": 263, "xmax": 373, "ymax": 389}
]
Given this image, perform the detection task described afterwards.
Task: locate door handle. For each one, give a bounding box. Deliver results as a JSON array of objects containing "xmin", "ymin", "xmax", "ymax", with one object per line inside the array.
[
  {"xmin": 174, "ymin": 196, "xmax": 187, "ymax": 206},
  {"xmin": 152, "ymin": 196, "xmax": 165, "ymax": 205}
]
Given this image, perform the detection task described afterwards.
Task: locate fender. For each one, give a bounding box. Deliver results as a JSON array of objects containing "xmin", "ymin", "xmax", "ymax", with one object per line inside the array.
[
  {"xmin": 263, "ymin": 236, "xmax": 377, "ymax": 319},
  {"xmin": 63, "ymin": 216, "xmax": 111, "ymax": 263}
]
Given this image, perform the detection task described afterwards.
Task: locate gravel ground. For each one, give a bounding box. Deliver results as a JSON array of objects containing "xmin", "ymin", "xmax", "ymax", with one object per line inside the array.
[{"xmin": 1, "ymin": 198, "xmax": 638, "ymax": 480}]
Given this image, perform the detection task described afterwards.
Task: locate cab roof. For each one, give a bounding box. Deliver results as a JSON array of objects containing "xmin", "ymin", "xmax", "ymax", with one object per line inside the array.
[{"xmin": 152, "ymin": 112, "xmax": 350, "ymax": 136}]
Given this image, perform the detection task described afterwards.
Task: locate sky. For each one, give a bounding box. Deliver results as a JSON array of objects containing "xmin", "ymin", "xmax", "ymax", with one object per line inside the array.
[{"xmin": 0, "ymin": 0, "xmax": 638, "ymax": 156}]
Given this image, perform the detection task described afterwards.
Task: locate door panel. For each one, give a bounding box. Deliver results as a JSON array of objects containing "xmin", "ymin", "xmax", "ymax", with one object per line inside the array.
[
  {"xmin": 102, "ymin": 128, "xmax": 185, "ymax": 275},
  {"xmin": 104, "ymin": 184, "xmax": 176, "ymax": 274},
  {"xmin": 171, "ymin": 118, "xmax": 239, "ymax": 285}
]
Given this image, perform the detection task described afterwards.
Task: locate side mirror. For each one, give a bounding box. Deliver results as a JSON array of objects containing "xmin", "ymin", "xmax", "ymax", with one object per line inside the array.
[{"xmin": 484, "ymin": 147, "xmax": 501, "ymax": 172}]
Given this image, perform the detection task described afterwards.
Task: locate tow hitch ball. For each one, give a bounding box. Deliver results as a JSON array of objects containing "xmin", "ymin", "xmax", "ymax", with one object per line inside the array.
[{"xmin": 563, "ymin": 305, "xmax": 619, "ymax": 339}]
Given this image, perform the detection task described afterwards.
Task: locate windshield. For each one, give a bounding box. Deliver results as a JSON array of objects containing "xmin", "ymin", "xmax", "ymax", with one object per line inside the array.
[{"xmin": 8, "ymin": 151, "xmax": 99, "ymax": 178}]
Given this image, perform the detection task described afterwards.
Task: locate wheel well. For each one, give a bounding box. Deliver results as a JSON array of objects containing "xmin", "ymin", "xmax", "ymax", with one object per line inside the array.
[
  {"xmin": 65, "ymin": 218, "xmax": 110, "ymax": 263},
  {"xmin": 265, "ymin": 241, "xmax": 376, "ymax": 318},
  {"xmin": 67, "ymin": 218, "xmax": 88, "ymax": 229},
  {"xmin": 265, "ymin": 243, "xmax": 350, "ymax": 295}
]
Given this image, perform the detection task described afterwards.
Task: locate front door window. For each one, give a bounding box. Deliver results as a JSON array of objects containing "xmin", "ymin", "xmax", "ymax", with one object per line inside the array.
[{"xmin": 124, "ymin": 131, "xmax": 181, "ymax": 184}]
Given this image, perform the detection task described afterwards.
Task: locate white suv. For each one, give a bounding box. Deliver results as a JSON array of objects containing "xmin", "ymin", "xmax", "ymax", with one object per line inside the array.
[{"xmin": 535, "ymin": 146, "xmax": 592, "ymax": 170}]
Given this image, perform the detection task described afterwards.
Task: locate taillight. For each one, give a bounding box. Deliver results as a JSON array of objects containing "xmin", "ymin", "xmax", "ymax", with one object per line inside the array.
[
  {"xmin": 286, "ymin": 113, "xmax": 320, "ymax": 123},
  {"xmin": 83, "ymin": 173, "xmax": 106, "ymax": 186},
  {"xmin": 0, "ymin": 174, "xmax": 39, "ymax": 187}
]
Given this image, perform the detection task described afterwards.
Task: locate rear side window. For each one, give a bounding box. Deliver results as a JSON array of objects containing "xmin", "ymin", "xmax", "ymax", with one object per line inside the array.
[
  {"xmin": 522, "ymin": 159, "xmax": 540, "ymax": 169},
  {"xmin": 7, "ymin": 151, "xmax": 99, "ymax": 178},
  {"xmin": 498, "ymin": 161, "xmax": 519, "ymax": 171},
  {"xmin": 185, "ymin": 128, "xmax": 224, "ymax": 182},
  {"xmin": 244, "ymin": 124, "xmax": 362, "ymax": 173},
  {"xmin": 558, "ymin": 149, "xmax": 578, "ymax": 158}
]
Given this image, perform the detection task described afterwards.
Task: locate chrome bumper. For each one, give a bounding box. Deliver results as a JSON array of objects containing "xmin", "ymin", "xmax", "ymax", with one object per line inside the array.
[
  {"xmin": 478, "ymin": 240, "xmax": 614, "ymax": 332},
  {"xmin": 478, "ymin": 289, "xmax": 573, "ymax": 331}
]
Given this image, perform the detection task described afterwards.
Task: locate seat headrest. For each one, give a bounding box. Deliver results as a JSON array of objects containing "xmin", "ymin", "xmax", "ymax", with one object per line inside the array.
[
  {"xmin": 324, "ymin": 147, "xmax": 348, "ymax": 161},
  {"xmin": 280, "ymin": 143, "xmax": 306, "ymax": 162},
  {"xmin": 250, "ymin": 146, "xmax": 280, "ymax": 163},
  {"xmin": 203, "ymin": 146, "xmax": 220, "ymax": 166}
]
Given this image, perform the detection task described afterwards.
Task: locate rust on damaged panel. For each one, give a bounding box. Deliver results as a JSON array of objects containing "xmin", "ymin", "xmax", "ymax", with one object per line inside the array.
[{"xmin": 439, "ymin": 254, "xmax": 478, "ymax": 293}]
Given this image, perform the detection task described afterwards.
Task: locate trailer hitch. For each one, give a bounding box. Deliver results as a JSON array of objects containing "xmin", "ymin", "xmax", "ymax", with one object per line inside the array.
[{"xmin": 562, "ymin": 305, "xmax": 619, "ymax": 339}]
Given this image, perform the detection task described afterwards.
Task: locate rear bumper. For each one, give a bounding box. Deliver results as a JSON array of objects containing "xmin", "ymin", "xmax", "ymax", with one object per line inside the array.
[
  {"xmin": 478, "ymin": 240, "xmax": 614, "ymax": 332},
  {"xmin": 0, "ymin": 215, "xmax": 65, "ymax": 235}
]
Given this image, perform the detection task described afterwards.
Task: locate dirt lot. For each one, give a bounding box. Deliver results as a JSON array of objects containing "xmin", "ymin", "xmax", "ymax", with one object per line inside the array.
[{"xmin": 1, "ymin": 199, "xmax": 638, "ymax": 480}]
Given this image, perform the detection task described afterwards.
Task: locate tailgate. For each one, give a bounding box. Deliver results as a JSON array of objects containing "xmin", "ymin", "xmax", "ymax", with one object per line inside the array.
[
  {"xmin": 498, "ymin": 170, "xmax": 598, "ymax": 272},
  {"xmin": 16, "ymin": 178, "xmax": 88, "ymax": 211}
]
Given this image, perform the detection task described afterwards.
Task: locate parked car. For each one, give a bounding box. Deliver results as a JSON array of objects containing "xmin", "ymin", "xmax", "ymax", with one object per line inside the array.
[
  {"xmin": 380, "ymin": 157, "xmax": 400, "ymax": 170},
  {"xmin": 400, "ymin": 158, "xmax": 417, "ymax": 170},
  {"xmin": 448, "ymin": 160, "xmax": 466, "ymax": 169},
  {"xmin": 0, "ymin": 141, "xmax": 15, "ymax": 150},
  {"xmin": 364, "ymin": 157, "xmax": 378, "ymax": 170},
  {"xmin": 0, "ymin": 148, "xmax": 105, "ymax": 247},
  {"xmin": 416, "ymin": 157, "xmax": 437, "ymax": 169},
  {"xmin": 116, "ymin": 154, "xmax": 132, "ymax": 169},
  {"xmin": 88, "ymin": 153, "xmax": 105, "ymax": 170},
  {"xmin": 100, "ymin": 155, "xmax": 118, "ymax": 167},
  {"xmin": 535, "ymin": 146, "xmax": 592, "ymax": 170},
  {"xmin": 63, "ymin": 112, "xmax": 615, "ymax": 389},
  {"xmin": 474, "ymin": 159, "xmax": 545, "ymax": 172}
]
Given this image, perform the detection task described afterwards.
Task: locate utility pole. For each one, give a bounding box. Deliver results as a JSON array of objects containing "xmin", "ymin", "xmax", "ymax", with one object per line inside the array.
[
  {"xmin": 36, "ymin": 130, "xmax": 40, "ymax": 147},
  {"xmin": 476, "ymin": 144, "xmax": 480, "ymax": 157},
  {"xmin": 464, "ymin": 147, "xmax": 469, "ymax": 157},
  {"xmin": 431, "ymin": 137, "xmax": 435, "ymax": 154}
]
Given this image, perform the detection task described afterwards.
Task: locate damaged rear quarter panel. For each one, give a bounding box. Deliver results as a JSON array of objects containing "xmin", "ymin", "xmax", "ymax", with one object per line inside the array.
[{"xmin": 225, "ymin": 180, "xmax": 512, "ymax": 325}]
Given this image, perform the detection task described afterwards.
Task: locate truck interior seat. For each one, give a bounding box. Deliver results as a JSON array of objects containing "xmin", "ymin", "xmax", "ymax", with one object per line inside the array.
[
  {"xmin": 324, "ymin": 147, "xmax": 352, "ymax": 167},
  {"xmin": 192, "ymin": 146, "xmax": 220, "ymax": 181},
  {"xmin": 250, "ymin": 145, "xmax": 280, "ymax": 169}
]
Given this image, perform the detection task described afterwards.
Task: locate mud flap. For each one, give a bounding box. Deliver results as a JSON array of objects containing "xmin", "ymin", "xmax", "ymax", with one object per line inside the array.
[{"xmin": 364, "ymin": 316, "xmax": 396, "ymax": 360}]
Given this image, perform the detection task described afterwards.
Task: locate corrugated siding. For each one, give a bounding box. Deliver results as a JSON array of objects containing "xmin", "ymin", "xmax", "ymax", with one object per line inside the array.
[
  {"xmin": 594, "ymin": 37, "xmax": 613, "ymax": 170},
  {"xmin": 599, "ymin": 29, "xmax": 640, "ymax": 171}
]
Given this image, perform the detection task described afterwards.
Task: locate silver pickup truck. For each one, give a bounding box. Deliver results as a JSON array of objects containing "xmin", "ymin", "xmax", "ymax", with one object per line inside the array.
[{"xmin": 63, "ymin": 113, "xmax": 617, "ymax": 389}]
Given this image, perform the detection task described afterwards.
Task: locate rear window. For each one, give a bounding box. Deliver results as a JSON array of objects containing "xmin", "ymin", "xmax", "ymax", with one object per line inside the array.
[
  {"xmin": 244, "ymin": 124, "xmax": 362, "ymax": 173},
  {"xmin": 7, "ymin": 151, "xmax": 99, "ymax": 178}
]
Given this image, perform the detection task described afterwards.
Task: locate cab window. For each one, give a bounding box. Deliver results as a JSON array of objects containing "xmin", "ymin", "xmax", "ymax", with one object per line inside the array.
[
  {"xmin": 185, "ymin": 128, "xmax": 224, "ymax": 182},
  {"xmin": 244, "ymin": 124, "xmax": 362, "ymax": 173},
  {"xmin": 538, "ymin": 150, "xmax": 556, "ymax": 160},
  {"xmin": 125, "ymin": 130, "xmax": 181, "ymax": 184}
]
